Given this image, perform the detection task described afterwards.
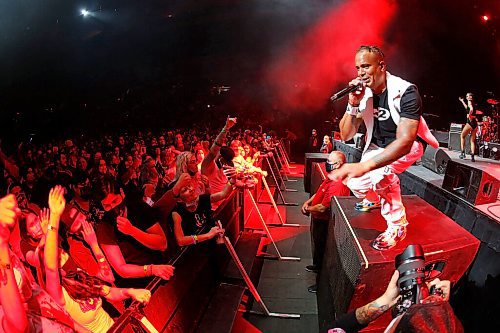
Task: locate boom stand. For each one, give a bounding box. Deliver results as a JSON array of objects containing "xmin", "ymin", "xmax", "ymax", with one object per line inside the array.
[
  {"xmin": 261, "ymin": 176, "xmax": 300, "ymax": 228},
  {"xmin": 270, "ymin": 153, "xmax": 297, "ymax": 192},
  {"xmin": 246, "ymin": 188, "xmax": 300, "ymax": 261},
  {"xmin": 222, "ymin": 236, "xmax": 300, "ymax": 319},
  {"xmin": 264, "ymin": 157, "xmax": 298, "ymax": 206}
]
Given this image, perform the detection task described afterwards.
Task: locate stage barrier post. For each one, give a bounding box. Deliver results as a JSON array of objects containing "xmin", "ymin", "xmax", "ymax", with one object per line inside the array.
[
  {"xmin": 279, "ymin": 139, "xmax": 296, "ymax": 169},
  {"xmin": 265, "ymin": 157, "xmax": 298, "ymax": 206},
  {"xmin": 273, "ymin": 147, "xmax": 290, "ymax": 181},
  {"xmin": 261, "ymin": 176, "xmax": 300, "ymax": 228},
  {"xmin": 276, "ymin": 142, "xmax": 294, "ymax": 175},
  {"xmin": 246, "ymin": 189, "xmax": 300, "ymax": 261},
  {"xmin": 270, "ymin": 153, "xmax": 297, "ymax": 192},
  {"xmin": 222, "ymin": 236, "xmax": 300, "ymax": 319}
]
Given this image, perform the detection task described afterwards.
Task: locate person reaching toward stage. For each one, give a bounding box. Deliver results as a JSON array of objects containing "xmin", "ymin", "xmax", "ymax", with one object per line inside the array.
[
  {"xmin": 332, "ymin": 45, "xmax": 438, "ymax": 250},
  {"xmin": 44, "ymin": 186, "xmax": 153, "ymax": 333},
  {"xmin": 458, "ymin": 93, "xmax": 478, "ymax": 162}
]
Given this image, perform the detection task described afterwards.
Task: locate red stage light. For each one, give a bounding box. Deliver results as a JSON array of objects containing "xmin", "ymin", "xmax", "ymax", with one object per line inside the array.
[
  {"xmin": 482, "ymin": 15, "xmax": 490, "ymax": 22},
  {"xmin": 265, "ymin": 0, "xmax": 397, "ymax": 110}
]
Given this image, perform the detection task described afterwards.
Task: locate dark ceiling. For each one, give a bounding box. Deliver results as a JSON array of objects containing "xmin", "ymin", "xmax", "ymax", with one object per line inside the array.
[{"xmin": 0, "ymin": 0, "xmax": 498, "ymax": 138}]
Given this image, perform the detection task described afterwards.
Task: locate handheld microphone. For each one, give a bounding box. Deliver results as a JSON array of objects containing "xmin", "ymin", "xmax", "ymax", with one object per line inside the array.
[{"xmin": 330, "ymin": 83, "xmax": 363, "ymax": 101}]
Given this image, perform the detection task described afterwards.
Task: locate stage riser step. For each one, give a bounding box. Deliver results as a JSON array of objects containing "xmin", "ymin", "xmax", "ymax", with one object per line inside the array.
[
  {"xmin": 195, "ymin": 283, "xmax": 246, "ymax": 333},
  {"xmin": 224, "ymin": 231, "xmax": 263, "ymax": 281}
]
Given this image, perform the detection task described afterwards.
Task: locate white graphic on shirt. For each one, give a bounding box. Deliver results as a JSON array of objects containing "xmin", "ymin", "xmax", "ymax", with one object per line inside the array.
[
  {"xmin": 373, "ymin": 107, "xmax": 390, "ymax": 121},
  {"xmin": 195, "ymin": 213, "xmax": 207, "ymax": 228}
]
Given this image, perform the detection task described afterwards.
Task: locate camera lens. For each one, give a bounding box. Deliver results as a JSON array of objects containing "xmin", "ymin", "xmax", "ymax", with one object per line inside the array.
[{"xmin": 395, "ymin": 244, "xmax": 425, "ymax": 292}]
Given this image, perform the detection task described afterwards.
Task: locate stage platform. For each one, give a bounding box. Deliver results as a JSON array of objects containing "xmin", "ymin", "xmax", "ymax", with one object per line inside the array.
[
  {"xmin": 239, "ymin": 151, "xmax": 498, "ymax": 332},
  {"xmin": 332, "ymin": 140, "xmax": 500, "ymax": 224},
  {"xmin": 317, "ymin": 195, "xmax": 480, "ymax": 332},
  {"xmin": 328, "ymin": 140, "xmax": 500, "ymax": 333}
]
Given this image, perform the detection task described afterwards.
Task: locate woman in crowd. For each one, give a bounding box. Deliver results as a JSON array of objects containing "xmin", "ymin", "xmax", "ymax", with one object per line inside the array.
[
  {"xmin": 0, "ymin": 193, "xmax": 77, "ymax": 333},
  {"xmin": 43, "ymin": 186, "xmax": 153, "ymax": 333},
  {"xmin": 172, "ymin": 151, "xmax": 207, "ymax": 196},
  {"xmin": 195, "ymin": 149, "xmax": 205, "ymax": 171},
  {"xmin": 320, "ymin": 135, "xmax": 333, "ymax": 154},
  {"xmin": 171, "ymin": 171, "xmax": 237, "ymax": 247}
]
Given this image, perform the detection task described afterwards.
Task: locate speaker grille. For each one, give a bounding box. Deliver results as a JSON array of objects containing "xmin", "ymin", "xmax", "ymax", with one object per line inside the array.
[{"xmin": 329, "ymin": 203, "xmax": 362, "ymax": 315}]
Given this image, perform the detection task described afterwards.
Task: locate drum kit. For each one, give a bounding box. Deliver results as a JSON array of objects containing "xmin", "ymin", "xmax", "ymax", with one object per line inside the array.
[{"xmin": 478, "ymin": 98, "xmax": 499, "ymax": 143}]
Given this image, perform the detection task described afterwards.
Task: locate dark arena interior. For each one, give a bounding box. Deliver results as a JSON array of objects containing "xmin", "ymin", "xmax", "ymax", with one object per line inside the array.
[{"xmin": 0, "ymin": 1, "xmax": 498, "ymax": 332}]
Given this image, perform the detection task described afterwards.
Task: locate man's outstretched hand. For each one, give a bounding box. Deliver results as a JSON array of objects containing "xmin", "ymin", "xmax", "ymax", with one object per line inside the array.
[{"xmin": 327, "ymin": 162, "xmax": 372, "ymax": 182}]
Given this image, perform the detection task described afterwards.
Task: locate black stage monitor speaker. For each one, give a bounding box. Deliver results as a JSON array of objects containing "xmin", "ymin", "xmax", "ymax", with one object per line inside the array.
[
  {"xmin": 442, "ymin": 160, "xmax": 500, "ymax": 205},
  {"xmin": 304, "ymin": 153, "xmax": 328, "ymax": 193},
  {"xmin": 421, "ymin": 146, "xmax": 451, "ymax": 174},
  {"xmin": 430, "ymin": 130, "xmax": 449, "ymax": 147},
  {"xmin": 311, "ymin": 162, "xmax": 327, "ymax": 195},
  {"xmin": 448, "ymin": 123, "xmax": 471, "ymax": 153},
  {"xmin": 317, "ymin": 196, "xmax": 479, "ymax": 332}
]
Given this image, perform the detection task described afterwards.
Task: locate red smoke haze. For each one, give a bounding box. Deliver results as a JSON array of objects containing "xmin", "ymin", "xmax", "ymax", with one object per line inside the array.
[{"xmin": 265, "ymin": 0, "xmax": 397, "ymax": 110}]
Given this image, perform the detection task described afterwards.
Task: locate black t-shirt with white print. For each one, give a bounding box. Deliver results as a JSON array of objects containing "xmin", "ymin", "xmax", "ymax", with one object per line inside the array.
[
  {"xmin": 172, "ymin": 194, "xmax": 214, "ymax": 237},
  {"xmin": 371, "ymin": 85, "xmax": 422, "ymax": 148}
]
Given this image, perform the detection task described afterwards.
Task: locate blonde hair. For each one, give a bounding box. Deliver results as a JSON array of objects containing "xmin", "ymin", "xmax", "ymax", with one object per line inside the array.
[{"xmin": 174, "ymin": 151, "xmax": 194, "ymax": 180}]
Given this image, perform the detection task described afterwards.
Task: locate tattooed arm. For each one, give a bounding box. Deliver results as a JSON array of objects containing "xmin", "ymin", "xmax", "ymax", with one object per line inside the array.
[
  {"xmin": 331, "ymin": 271, "xmax": 400, "ymax": 332},
  {"xmin": 355, "ymin": 270, "xmax": 400, "ymax": 325}
]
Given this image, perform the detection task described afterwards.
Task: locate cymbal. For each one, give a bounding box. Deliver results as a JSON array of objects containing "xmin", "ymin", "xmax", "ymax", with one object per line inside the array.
[{"xmin": 487, "ymin": 98, "xmax": 499, "ymax": 105}]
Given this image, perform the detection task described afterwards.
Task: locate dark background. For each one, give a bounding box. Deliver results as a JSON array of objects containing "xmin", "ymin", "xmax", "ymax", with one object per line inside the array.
[{"xmin": 0, "ymin": 0, "xmax": 498, "ymax": 142}]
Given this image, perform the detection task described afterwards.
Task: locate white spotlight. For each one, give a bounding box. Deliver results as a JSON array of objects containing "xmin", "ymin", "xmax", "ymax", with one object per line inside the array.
[{"xmin": 81, "ymin": 9, "xmax": 90, "ymax": 17}]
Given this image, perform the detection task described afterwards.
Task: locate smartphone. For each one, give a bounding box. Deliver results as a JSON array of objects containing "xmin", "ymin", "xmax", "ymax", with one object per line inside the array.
[
  {"xmin": 145, "ymin": 197, "xmax": 154, "ymax": 207},
  {"xmin": 216, "ymin": 157, "xmax": 226, "ymax": 169}
]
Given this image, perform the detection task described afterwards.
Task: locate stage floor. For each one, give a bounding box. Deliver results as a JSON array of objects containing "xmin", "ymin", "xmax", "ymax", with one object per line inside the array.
[{"xmin": 408, "ymin": 149, "xmax": 500, "ymax": 222}]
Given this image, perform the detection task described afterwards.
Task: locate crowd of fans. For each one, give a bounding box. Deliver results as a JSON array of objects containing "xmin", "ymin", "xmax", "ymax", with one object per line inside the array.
[{"xmin": 0, "ymin": 118, "xmax": 282, "ymax": 332}]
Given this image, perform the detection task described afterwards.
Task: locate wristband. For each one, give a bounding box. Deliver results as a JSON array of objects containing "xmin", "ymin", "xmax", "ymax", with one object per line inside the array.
[
  {"xmin": 0, "ymin": 263, "xmax": 11, "ymax": 270},
  {"xmin": 214, "ymin": 141, "xmax": 222, "ymax": 147},
  {"xmin": 101, "ymin": 286, "xmax": 111, "ymax": 297},
  {"xmin": 192, "ymin": 235, "xmax": 198, "ymax": 244},
  {"xmin": 144, "ymin": 265, "xmax": 149, "ymax": 276},
  {"xmin": 48, "ymin": 225, "xmax": 58, "ymax": 232},
  {"xmin": 346, "ymin": 103, "xmax": 360, "ymax": 116}
]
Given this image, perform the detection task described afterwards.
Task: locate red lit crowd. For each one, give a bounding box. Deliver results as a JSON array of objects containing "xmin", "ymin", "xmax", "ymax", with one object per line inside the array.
[{"xmin": 0, "ymin": 118, "xmax": 279, "ymax": 333}]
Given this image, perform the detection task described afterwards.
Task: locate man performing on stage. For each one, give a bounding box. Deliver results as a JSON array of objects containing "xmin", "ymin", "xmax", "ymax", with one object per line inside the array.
[{"xmin": 331, "ymin": 45, "xmax": 438, "ymax": 250}]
